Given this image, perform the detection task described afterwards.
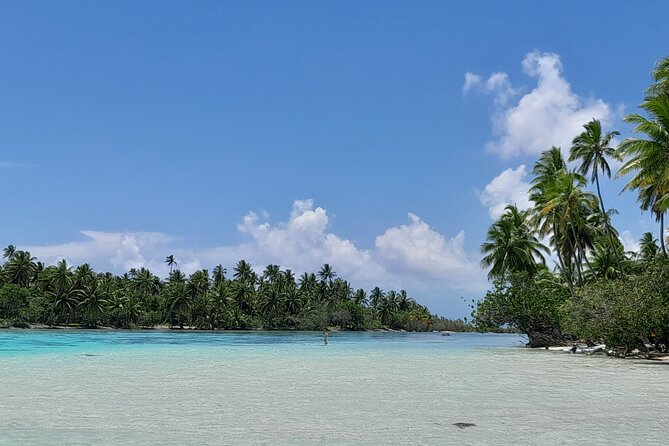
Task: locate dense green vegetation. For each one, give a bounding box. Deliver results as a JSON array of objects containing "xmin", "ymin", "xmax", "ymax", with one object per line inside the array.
[
  {"xmin": 473, "ymin": 55, "xmax": 669, "ymax": 355},
  {"xmin": 0, "ymin": 250, "xmax": 462, "ymax": 332}
]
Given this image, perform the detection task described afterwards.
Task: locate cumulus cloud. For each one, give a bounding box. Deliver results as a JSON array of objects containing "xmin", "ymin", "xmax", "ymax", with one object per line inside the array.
[
  {"xmin": 478, "ymin": 165, "xmax": 532, "ymax": 219},
  {"xmin": 375, "ymin": 214, "xmax": 475, "ymax": 280},
  {"xmin": 620, "ymin": 230, "xmax": 640, "ymax": 254},
  {"xmin": 19, "ymin": 200, "xmax": 486, "ymax": 301},
  {"xmin": 26, "ymin": 231, "xmax": 176, "ymax": 276},
  {"xmin": 466, "ymin": 51, "xmax": 616, "ymax": 158}
]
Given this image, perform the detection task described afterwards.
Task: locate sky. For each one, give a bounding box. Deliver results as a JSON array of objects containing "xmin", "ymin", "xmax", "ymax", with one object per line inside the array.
[{"xmin": 2, "ymin": 1, "xmax": 669, "ymax": 317}]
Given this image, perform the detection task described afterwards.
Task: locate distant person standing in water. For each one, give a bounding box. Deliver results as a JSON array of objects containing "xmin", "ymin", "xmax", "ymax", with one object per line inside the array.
[{"xmin": 323, "ymin": 329, "xmax": 329, "ymax": 345}]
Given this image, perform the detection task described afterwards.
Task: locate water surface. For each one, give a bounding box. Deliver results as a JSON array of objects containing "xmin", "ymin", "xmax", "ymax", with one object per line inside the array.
[{"xmin": 0, "ymin": 330, "xmax": 666, "ymax": 445}]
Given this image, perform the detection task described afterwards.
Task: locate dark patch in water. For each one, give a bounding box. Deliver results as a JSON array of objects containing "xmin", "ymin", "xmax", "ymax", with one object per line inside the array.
[
  {"xmin": 453, "ymin": 422, "xmax": 476, "ymax": 429},
  {"xmin": 80, "ymin": 353, "xmax": 98, "ymax": 357}
]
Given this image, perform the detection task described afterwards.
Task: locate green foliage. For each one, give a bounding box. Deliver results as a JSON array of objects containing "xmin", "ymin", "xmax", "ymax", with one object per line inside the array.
[
  {"xmin": 0, "ymin": 250, "xmax": 443, "ymax": 332},
  {"xmin": 562, "ymin": 257, "xmax": 669, "ymax": 354},
  {"xmin": 0, "ymin": 284, "xmax": 32, "ymax": 321},
  {"xmin": 473, "ymin": 271, "xmax": 569, "ymax": 347}
]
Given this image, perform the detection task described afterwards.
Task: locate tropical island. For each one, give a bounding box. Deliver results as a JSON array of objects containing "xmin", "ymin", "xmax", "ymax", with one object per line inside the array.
[
  {"xmin": 472, "ymin": 55, "xmax": 669, "ymax": 358},
  {"xmin": 0, "ymin": 250, "xmax": 469, "ymax": 332}
]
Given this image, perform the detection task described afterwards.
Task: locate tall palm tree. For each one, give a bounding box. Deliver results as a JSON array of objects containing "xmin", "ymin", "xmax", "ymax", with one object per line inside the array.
[
  {"xmin": 3, "ymin": 245, "xmax": 16, "ymax": 261},
  {"xmin": 530, "ymin": 146, "xmax": 568, "ymax": 192},
  {"xmin": 617, "ymin": 94, "xmax": 669, "ymax": 254},
  {"xmin": 481, "ymin": 205, "xmax": 549, "ymax": 280},
  {"xmin": 570, "ymin": 119, "xmax": 623, "ymax": 274},
  {"xmin": 543, "ymin": 172, "xmax": 599, "ymax": 285},
  {"xmin": 529, "ymin": 147, "xmax": 575, "ymax": 289},
  {"xmin": 165, "ymin": 255, "xmax": 177, "ymax": 275},
  {"xmin": 646, "ymin": 55, "xmax": 669, "ymax": 96}
]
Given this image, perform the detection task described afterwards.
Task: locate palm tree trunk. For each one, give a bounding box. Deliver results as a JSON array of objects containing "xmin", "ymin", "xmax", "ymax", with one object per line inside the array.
[
  {"xmin": 554, "ymin": 220, "xmax": 575, "ymax": 297},
  {"xmin": 567, "ymin": 223, "xmax": 583, "ymax": 285},
  {"xmin": 661, "ymin": 213, "xmax": 667, "ymax": 255},
  {"xmin": 595, "ymin": 173, "xmax": 625, "ymax": 278}
]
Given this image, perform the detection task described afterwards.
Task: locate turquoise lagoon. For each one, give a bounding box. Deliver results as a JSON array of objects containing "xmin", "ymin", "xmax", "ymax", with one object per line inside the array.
[{"xmin": 0, "ymin": 330, "xmax": 667, "ymax": 445}]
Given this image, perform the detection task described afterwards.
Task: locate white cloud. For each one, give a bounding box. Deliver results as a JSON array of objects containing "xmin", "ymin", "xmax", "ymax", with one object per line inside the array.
[
  {"xmin": 620, "ymin": 230, "xmax": 640, "ymax": 253},
  {"xmin": 19, "ymin": 200, "xmax": 486, "ymax": 303},
  {"xmin": 478, "ymin": 165, "xmax": 532, "ymax": 219},
  {"xmin": 375, "ymin": 214, "xmax": 479, "ymax": 285},
  {"xmin": 463, "ymin": 72, "xmax": 482, "ymax": 94},
  {"xmin": 467, "ymin": 51, "xmax": 616, "ymax": 158},
  {"xmin": 26, "ymin": 231, "xmax": 176, "ymax": 276}
]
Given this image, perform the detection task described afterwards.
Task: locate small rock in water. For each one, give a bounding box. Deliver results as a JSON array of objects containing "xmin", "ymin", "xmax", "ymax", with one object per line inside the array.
[{"xmin": 453, "ymin": 422, "xmax": 476, "ymax": 429}]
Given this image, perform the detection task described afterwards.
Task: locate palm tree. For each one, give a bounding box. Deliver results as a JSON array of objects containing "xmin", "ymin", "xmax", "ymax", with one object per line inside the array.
[
  {"xmin": 543, "ymin": 172, "xmax": 599, "ymax": 285},
  {"xmin": 165, "ymin": 281, "xmax": 191, "ymax": 328},
  {"xmin": 570, "ymin": 119, "xmax": 624, "ymax": 275},
  {"xmin": 646, "ymin": 55, "xmax": 669, "ymax": 96},
  {"xmin": 132, "ymin": 267, "xmax": 160, "ymax": 301},
  {"xmin": 105, "ymin": 292, "xmax": 128, "ymax": 328},
  {"xmin": 618, "ymin": 94, "xmax": 669, "ymax": 254},
  {"xmin": 378, "ymin": 295, "xmax": 398, "ymax": 325},
  {"xmin": 530, "ymin": 146, "xmax": 568, "ymax": 192},
  {"xmin": 262, "ymin": 264, "xmax": 280, "ymax": 283},
  {"xmin": 298, "ymin": 272, "xmax": 317, "ymax": 295},
  {"xmin": 50, "ymin": 285, "xmax": 81, "ymax": 324},
  {"xmin": 79, "ymin": 281, "xmax": 106, "ymax": 326},
  {"xmin": 231, "ymin": 280, "xmax": 255, "ymax": 315},
  {"xmin": 73, "ymin": 263, "xmax": 95, "ymax": 289},
  {"xmin": 529, "ymin": 147, "xmax": 575, "ymax": 289},
  {"xmin": 45, "ymin": 259, "xmax": 73, "ymax": 294},
  {"xmin": 3, "ymin": 250, "xmax": 37, "ymax": 287},
  {"xmin": 369, "ymin": 287, "xmax": 384, "ymax": 309},
  {"xmin": 352, "ymin": 289, "xmax": 368, "ymax": 306},
  {"xmin": 481, "ymin": 205, "xmax": 549, "ymax": 280},
  {"xmin": 260, "ymin": 287, "xmax": 284, "ymax": 327},
  {"xmin": 3, "ymin": 245, "xmax": 16, "ymax": 261},
  {"xmin": 233, "ymin": 260, "xmax": 255, "ymax": 285},
  {"xmin": 212, "ymin": 264, "xmax": 227, "ymax": 286},
  {"xmin": 585, "ymin": 239, "xmax": 624, "ymax": 281},
  {"xmin": 165, "ymin": 255, "xmax": 177, "ymax": 275},
  {"xmin": 397, "ymin": 290, "xmax": 413, "ymax": 311},
  {"xmin": 207, "ymin": 282, "xmax": 232, "ymax": 328},
  {"xmin": 317, "ymin": 264, "xmax": 336, "ymax": 285},
  {"xmin": 638, "ymin": 232, "xmax": 660, "ymax": 261}
]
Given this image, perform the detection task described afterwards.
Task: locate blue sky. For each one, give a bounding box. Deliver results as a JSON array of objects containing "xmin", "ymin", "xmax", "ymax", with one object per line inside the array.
[{"xmin": 2, "ymin": 1, "xmax": 669, "ymax": 316}]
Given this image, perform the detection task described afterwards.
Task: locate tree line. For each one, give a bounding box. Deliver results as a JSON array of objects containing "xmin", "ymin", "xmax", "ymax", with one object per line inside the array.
[
  {"xmin": 473, "ymin": 55, "xmax": 669, "ymax": 356},
  {"xmin": 0, "ymin": 249, "xmax": 467, "ymax": 332}
]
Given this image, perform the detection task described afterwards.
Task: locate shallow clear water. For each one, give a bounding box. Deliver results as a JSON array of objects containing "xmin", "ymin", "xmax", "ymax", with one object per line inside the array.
[{"xmin": 0, "ymin": 330, "xmax": 667, "ymax": 445}]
